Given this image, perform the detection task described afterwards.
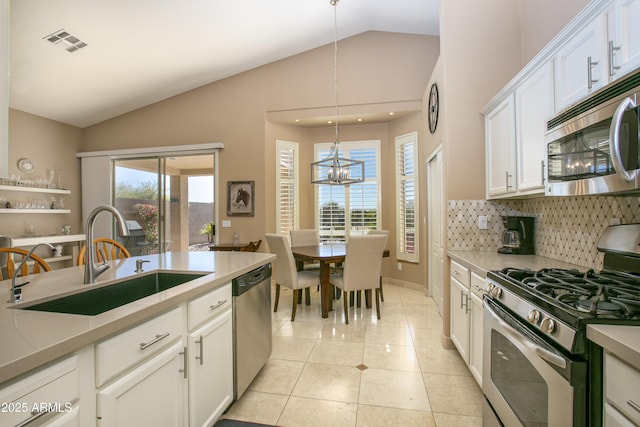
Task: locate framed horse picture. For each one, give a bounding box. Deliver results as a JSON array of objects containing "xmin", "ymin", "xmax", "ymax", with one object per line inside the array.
[{"xmin": 227, "ymin": 181, "xmax": 255, "ymax": 216}]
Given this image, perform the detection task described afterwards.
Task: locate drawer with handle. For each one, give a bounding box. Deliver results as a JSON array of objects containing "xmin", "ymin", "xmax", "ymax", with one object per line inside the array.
[
  {"xmin": 450, "ymin": 260, "xmax": 470, "ymax": 287},
  {"xmin": 605, "ymin": 352, "xmax": 640, "ymax": 425},
  {"xmin": 95, "ymin": 306, "xmax": 184, "ymax": 387},
  {"xmin": 187, "ymin": 282, "xmax": 231, "ymax": 331}
]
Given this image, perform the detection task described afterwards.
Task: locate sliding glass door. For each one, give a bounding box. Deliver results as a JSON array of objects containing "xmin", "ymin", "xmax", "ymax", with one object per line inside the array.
[{"xmin": 112, "ymin": 154, "xmax": 215, "ymax": 255}]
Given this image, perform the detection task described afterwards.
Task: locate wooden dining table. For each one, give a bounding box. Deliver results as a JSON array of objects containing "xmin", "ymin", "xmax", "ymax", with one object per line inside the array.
[{"xmin": 291, "ymin": 244, "xmax": 389, "ymax": 318}]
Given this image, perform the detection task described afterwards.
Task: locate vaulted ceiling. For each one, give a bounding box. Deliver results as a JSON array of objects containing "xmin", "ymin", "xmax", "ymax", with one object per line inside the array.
[{"xmin": 9, "ymin": 0, "xmax": 439, "ymax": 128}]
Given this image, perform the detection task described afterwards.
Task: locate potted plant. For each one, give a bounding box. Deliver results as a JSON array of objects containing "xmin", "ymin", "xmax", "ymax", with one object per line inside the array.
[{"xmin": 200, "ymin": 222, "xmax": 215, "ymax": 243}]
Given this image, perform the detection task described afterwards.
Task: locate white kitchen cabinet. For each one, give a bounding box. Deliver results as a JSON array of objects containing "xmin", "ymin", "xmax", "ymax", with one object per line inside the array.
[
  {"xmin": 515, "ymin": 63, "xmax": 554, "ymax": 195},
  {"xmin": 608, "ymin": 0, "xmax": 640, "ymax": 79},
  {"xmin": 449, "ymin": 260, "xmax": 471, "ymax": 363},
  {"xmin": 0, "ymin": 355, "xmax": 80, "ymax": 426},
  {"xmin": 485, "ymin": 95, "xmax": 516, "ymax": 198},
  {"xmin": 188, "ymin": 310, "xmax": 233, "ymax": 427},
  {"xmin": 186, "ymin": 283, "xmax": 233, "ymax": 427},
  {"xmin": 604, "ymin": 352, "xmax": 640, "ymax": 426},
  {"xmin": 554, "ymin": 13, "xmax": 608, "ymax": 111},
  {"xmin": 449, "ymin": 259, "xmax": 485, "ymax": 387},
  {"xmin": 468, "ymin": 272, "xmax": 485, "ymax": 387},
  {"xmin": 97, "ymin": 340, "xmax": 188, "ymax": 427}
]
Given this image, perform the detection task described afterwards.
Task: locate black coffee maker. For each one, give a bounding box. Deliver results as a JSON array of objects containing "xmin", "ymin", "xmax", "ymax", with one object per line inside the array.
[{"xmin": 498, "ymin": 216, "xmax": 535, "ymax": 255}]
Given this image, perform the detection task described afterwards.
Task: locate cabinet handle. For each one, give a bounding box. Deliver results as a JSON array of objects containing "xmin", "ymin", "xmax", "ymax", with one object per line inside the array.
[
  {"xmin": 505, "ymin": 171, "xmax": 513, "ymax": 190},
  {"xmin": 628, "ymin": 400, "xmax": 640, "ymax": 414},
  {"xmin": 179, "ymin": 346, "xmax": 188, "ymax": 379},
  {"xmin": 139, "ymin": 332, "xmax": 170, "ymax": 350},
  {"xmin": 195, "ymin": 335, "xmax": 204, "ymax": 365},
  {"xmin": 608, "ymin": 40, "xmax": 621, "ymax": 76},
  {"xmin": 587, "ymin": 56, "xmax": 599, "ymax": 89},
  {"xmin": 465, "ymin": 295, "xmax": 471, "ymax": 314},
  {"xmin": 16, "ymin": 398, "xmax": 79, "ymax": 427},
  {"xmin": 541, "ymin": 160, "xmax": 545, "ymax": 185},
  {"xmin": 210, "ymin": 299, "xmax": 228, "ymax": 311}
]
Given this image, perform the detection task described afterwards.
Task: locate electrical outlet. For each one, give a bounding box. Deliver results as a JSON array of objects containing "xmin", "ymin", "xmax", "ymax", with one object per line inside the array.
[
  {"xmin": 397, "ymin": 262, "xmax": 403, "ymax": 271},
  {"xmin": 609, "ymin": 218, "xmax": 621, "ymax": 226},
  {"xmin": 222, "ymin": 220, "xmax": 231, "ymax": 228},
  {"xmin": 478, "ymin": 216, "xmax": 488, "ymax": 230}
]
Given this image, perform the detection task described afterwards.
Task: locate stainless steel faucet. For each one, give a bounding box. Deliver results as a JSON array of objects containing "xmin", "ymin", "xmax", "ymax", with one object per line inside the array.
[
  {"xmin": 8, "ymin": 243, "xmax": 56, "ymax": 303},
  {"xmin": 84, "ymin": 205, "xmax": 130, "ymax": 284}
]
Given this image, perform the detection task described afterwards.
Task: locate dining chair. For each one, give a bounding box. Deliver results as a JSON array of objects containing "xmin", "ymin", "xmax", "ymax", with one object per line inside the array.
[
  {"xmin": 329, "ymin": 234, "xmax": 386, "ymax": 324},
  {"xmin": 240, "ymin": 239, "xmax": 262, "ymax": 252},
  {"xmin": 265, "ymin": 234, "xmax": 320, "ymax": 321},
  {"xmin": 289, "ymin": 229, "xmax": 320, "ymax": 271},
  {"xmin": 367, "ymin": 229, "xmax": 390, "ymax": 302},
  {"xmin": 0, "ymin": 247, "xmax": 52, "ymax": 280},
  {"xmin": 77, "ymin": 238, "xmax": 131, "ymax": 266}
]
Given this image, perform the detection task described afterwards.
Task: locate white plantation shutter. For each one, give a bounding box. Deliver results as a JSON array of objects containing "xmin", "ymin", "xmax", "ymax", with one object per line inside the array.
[
  {"xmin": 396, "ymin": 133, "xmax": 419, "ymax": 262},
  {"xmin": 276, "ymin": 140, "xmax": 298, "ymax": 235},
  {"xmin": 315, "ymin": 141, "xmax": 380, "ymax": 242}
]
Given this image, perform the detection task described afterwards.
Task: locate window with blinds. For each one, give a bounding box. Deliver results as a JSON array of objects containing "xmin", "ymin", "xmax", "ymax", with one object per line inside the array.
[
  {"xmin": 396, "ymin": 132, "xmax": 419, "ymax": 262},
  {"xmin": 315, "ymin": 141, "xmax": 380, "ymax": 242},
  {"xmin": 276, "ymin": 140, "xmax": 299, "ymax": 235}
]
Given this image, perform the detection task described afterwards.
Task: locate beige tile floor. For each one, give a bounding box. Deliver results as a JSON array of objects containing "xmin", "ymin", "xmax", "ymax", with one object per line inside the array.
[{"xmin": 223, "ymin": 282, "xmax": 483, "ymax": 427}]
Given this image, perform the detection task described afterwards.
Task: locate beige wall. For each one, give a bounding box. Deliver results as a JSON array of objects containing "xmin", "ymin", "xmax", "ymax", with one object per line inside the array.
[
  {"xmin": 3, "ymin": 109, "xmax": 83, "ymax": 239},
  {"xmin": 81, "ymin": 31, "xmax": 440, "ymax": 286},
  {"xmin": 518, "ymin": 0, "xmax": 591, "ymax": 65}
]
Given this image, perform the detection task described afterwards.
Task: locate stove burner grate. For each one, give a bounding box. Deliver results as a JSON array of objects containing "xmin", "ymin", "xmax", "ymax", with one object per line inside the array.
[{"xmin": 499, "ymin": 267, "xmax": 640, "ymax": 319}]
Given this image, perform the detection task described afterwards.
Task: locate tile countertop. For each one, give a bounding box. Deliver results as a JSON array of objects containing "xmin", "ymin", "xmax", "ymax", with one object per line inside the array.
[
  {"xmin": 0, "ymin": 251, "xmax": 275, "ymax": 384},
  {"xmin": 447, "ymin": 250, "xmax": 585, "ymax": 277}
]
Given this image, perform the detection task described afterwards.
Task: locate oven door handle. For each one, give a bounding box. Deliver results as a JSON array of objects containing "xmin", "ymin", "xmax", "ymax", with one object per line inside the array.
[{"xmin": 489, "ymin": 303, "xmax": 567, "ymax": 370}]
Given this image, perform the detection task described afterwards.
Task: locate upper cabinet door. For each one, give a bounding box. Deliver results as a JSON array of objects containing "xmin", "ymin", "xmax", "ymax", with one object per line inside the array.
[
  {"xmin": 608, "ymin": 0, "xmax": 640, "ymax": 79},
  {"xmin": 486, "ymin": 95, "xmax": 516, "ymax": 198},
  {"xmin": 554, "ymin": 14, "xmax": 608, "ymax": 111},
  {"xmin": 515, "ymin": 63, "xmax": 554, "ymax": 194}
]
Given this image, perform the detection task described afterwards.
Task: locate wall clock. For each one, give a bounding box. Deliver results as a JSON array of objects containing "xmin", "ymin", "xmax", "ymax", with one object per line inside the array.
[
  {"xmin": 17, "ymin": 158, "xmax": 35, "ymax": 174},
  {"xmin": 428, "ymin": 83, "xmax": 439, "ymax": 134}
]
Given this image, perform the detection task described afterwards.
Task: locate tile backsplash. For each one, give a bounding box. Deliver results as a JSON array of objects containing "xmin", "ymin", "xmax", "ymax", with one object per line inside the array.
[{"xmin": 447, "ymin": 196, "xmax": 640, "ymax": 269}]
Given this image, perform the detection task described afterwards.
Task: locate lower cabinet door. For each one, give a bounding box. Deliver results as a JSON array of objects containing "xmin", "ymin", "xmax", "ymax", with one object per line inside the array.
[
  {"xmin": 188, "ymin": 309, "xmax": 233, "ymax": 427},
  {"xmin": 97, "ymin": 341, "xmax": 187, "ymax": 427}
]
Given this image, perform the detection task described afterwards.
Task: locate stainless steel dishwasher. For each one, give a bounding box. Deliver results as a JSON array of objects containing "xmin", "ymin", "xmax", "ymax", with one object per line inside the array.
[{"xmin": 232, "ymin": 262, "xmax": 272, "ymax": 400}]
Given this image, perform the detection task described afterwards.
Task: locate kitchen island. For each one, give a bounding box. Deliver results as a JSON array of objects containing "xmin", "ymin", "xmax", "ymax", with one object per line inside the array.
[{"xmin": 0, "ymin": 250, "xmax": 275, "ymax": 426}]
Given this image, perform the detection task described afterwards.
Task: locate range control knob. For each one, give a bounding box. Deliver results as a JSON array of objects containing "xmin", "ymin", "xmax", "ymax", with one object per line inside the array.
[
  {"xmin": 490, "ymin": 286, "xmax": 502, "ymax": 299},
  {"xmin": 527, "ymin": 309, "xmax": 541, "ymax": 324},
  {"xmin": 540, "ymin": 318, "xmax": 556, "ymax": 334},
  {"xmin": 486, "ymin": 283, "xmax": 495, "ymax": 294}
]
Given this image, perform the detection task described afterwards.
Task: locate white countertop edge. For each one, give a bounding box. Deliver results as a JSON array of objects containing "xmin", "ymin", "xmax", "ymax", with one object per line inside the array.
[
  {"xmin": 447, "ymin": 250, "xmax": 587, "ymax": 277},
  {"xmin": 587, "ymin": 324, "xmax": 640, "ymax": 369},
  {"xmin": 0, "ymin": 251, "xmax": 275, "ymax": 384}
]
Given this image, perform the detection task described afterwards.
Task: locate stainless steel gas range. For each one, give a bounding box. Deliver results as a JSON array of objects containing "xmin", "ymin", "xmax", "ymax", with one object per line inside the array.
[{"xmin": 482, "ymin": 224, "xmax": 640, "ymax": 427}]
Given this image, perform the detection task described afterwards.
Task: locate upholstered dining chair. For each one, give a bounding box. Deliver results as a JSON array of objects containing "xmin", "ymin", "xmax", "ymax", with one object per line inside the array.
[
  {"xmin": 289, "ymin": 229, "xmax": 320, "ymax": 271},
  {"xmin": 367, "ymin": 229, "xmax": 390, "ymax": 302},
  {"xmin": 0, "ymin": 247, "xmax": 52, "ymax": 280},
  {"xmin": 77, "ymin": 238, "xmax": 131, "ymax": 266},
  {"xmin": 329, "ymin": 234, "xmax": 386, "ymax": 324},
  {"xmin": 265, "ymin": 234, "xmax": 320, "ymax": 321}
]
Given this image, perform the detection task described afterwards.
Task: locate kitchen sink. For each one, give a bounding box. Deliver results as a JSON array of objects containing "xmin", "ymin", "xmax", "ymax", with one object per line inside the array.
[{"xmin": 17, "ymin": 272, "xmax": 205, "ymax": 316}]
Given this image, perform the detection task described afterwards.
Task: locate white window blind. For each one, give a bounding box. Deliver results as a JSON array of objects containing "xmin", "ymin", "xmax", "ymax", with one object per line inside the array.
[
  {"xmin": 315, "ymin": 141, "xmax": 380, "ymax": 242},
  {"xmin": 276, "ymin": 140, "xmax": 299, "ymax": 235},
  {"xmin": 396, "ymin": 132, "xmax": 419, "ymax": 262}
]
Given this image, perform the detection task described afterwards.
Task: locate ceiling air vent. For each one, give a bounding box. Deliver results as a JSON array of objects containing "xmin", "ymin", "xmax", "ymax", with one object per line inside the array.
[{"xmin": 43, "ymin": 29, "xmax": 87, "ymax": 52}]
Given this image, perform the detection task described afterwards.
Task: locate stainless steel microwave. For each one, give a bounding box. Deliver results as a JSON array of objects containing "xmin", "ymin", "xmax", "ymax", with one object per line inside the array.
[{"xmin": 545, "ymin": 69, "xmax": 640, "ymax": 196}]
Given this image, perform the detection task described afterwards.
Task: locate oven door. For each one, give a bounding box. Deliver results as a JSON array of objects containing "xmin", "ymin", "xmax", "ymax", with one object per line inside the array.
[{"xmin": 483, "ymin": 298, "xmax": 586, "ymax": 427}]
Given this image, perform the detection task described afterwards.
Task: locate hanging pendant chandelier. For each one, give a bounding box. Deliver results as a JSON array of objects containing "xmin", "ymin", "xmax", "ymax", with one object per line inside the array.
[{"xmin": 310, "ymin": 0, "xmax": 364, "ymax": 186}]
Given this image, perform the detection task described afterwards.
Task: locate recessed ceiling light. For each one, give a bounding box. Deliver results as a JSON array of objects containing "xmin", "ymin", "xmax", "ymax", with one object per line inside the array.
[
  {"xmin": 43, "ymin": 29, "xmax": 88, "ymax": 53},
  {"xmin": 295, "ymin": 119, "xmax": 300, "ymax": 123},
  {"xmin": 388, "ymin": 112, "xmax": 395, "ymax": 116},
  {"xmin": 328, "ymin": 120, "xmax": 333, "ymax": 124},
  {"xmin": 357, "ymin": 118, "xmax": 363, "ymax": 122}
]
